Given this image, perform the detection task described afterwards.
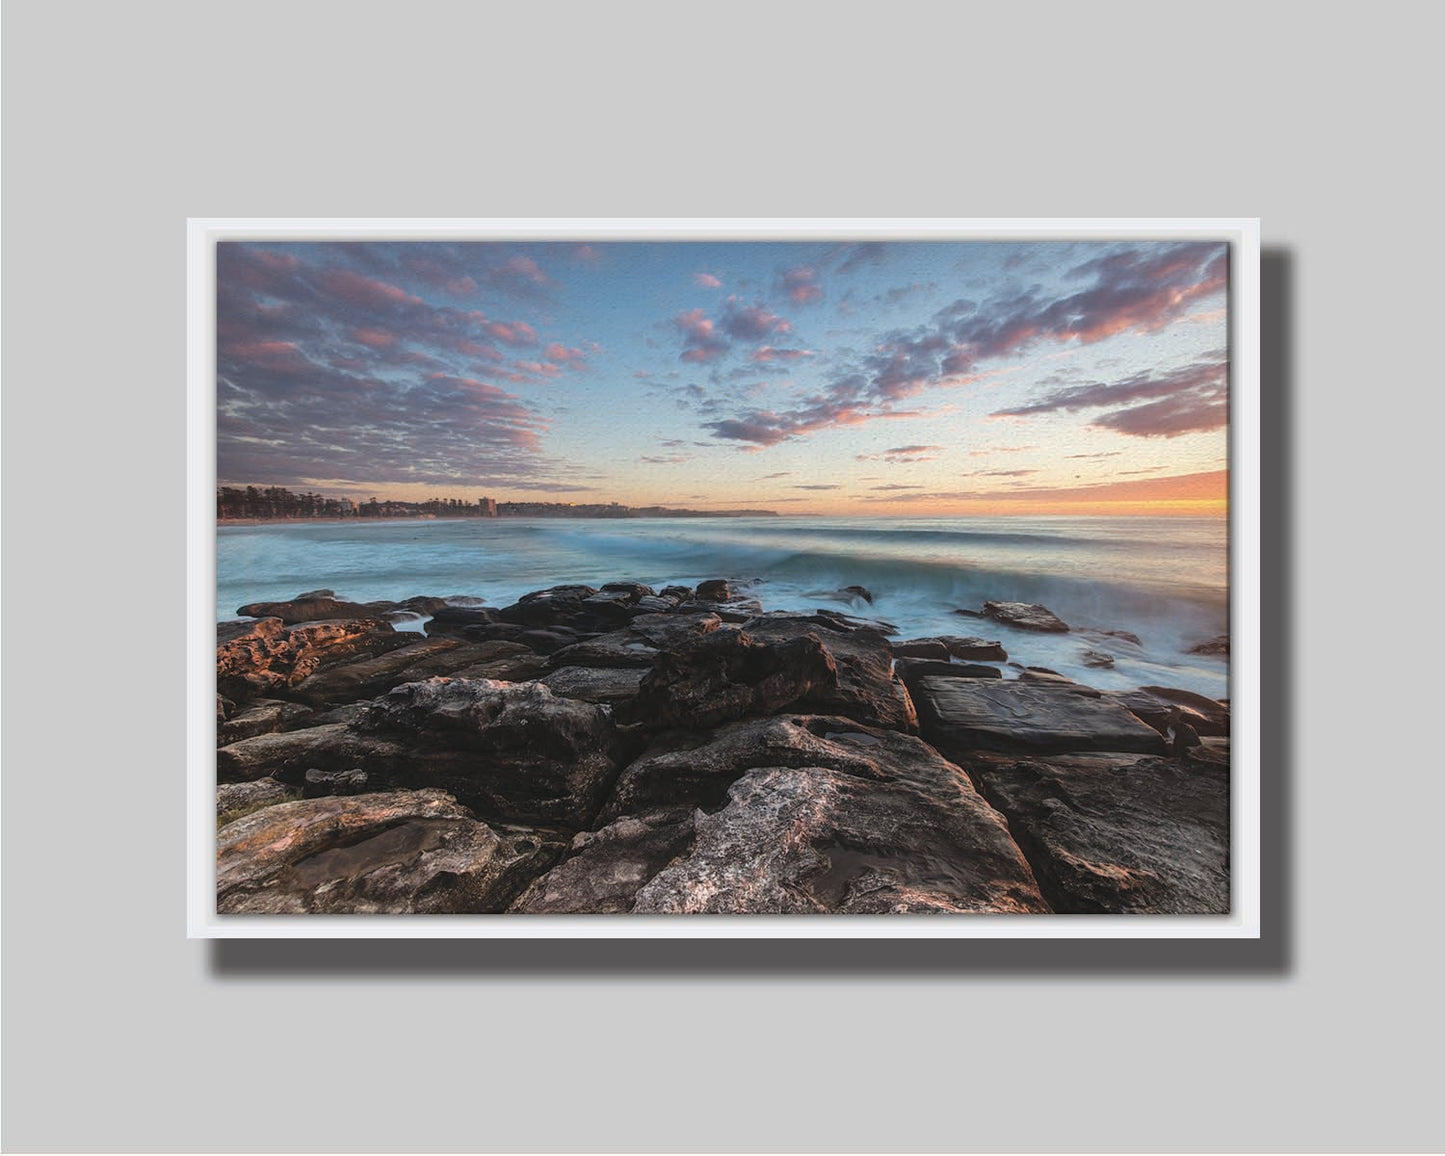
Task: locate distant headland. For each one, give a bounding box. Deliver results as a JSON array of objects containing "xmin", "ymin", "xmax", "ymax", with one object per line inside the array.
[{"xmin": 216, "ymin": 485, "xmax": 777, "ymax": 522}]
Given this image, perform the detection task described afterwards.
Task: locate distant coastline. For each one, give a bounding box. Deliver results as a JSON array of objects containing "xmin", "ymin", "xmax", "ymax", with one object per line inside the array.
[{"xmin": 217, "ymin": 509, "xmax": 781, "ymax": 526}]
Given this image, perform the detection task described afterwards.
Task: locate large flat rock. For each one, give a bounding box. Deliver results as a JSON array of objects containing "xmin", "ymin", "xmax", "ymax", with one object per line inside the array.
[
  {"xmin": 961, "ymin": 749, "xmax": 1230, "ymax": 914},
  {"xmin": 540, "ymin": 714, "xmax": 1047, "ymax": 914},
  {"xmin": 912, "ymin": 677, "xmax": 1167, "ymax": 757},
  {"xmin": 216, "ymin": 789, "xmax": 557, "ymax": 914}
]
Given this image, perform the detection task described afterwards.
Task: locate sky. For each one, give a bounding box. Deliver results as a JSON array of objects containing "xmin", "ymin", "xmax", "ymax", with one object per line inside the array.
[{"xmin": 216, "ymin": 238, "xmax": 1229, "ymax": 515}]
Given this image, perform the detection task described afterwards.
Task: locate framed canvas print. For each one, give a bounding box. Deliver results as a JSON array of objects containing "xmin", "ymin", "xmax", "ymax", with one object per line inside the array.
[{"xmin": 188, "ymin": 218, "xmax": 1259, "ymax": 938}]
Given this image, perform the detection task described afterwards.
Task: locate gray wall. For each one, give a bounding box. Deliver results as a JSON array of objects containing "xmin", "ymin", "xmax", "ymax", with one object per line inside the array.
[{"xmin": 4, "ymin": 2, "xmax": 1440, "ymax": 1151}]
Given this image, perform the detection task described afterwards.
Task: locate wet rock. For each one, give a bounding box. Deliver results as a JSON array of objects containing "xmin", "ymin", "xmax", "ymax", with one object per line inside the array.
[
  {"xmin": 1017, "ymin": 669, "xmax": 1090, "ymax": 689},
  {"xmin": 217, "ymin": 723, "xmax": 409, "ymax": 784},
  {"xmin": 355, "ymin": 679, "xmax": 618, "ymax": 828},
  {"xmin": 741, "ymin": 616, "xmax": 916, "ymax": 733},
  {"xmin": 217, "ymin": 789, "xmax": 557, "ymax": 914},
  {"xmin": 1107, "ymin": 687, "xmax": 1230, "ymax": 738},
  {"xmin": 217, "ymin": 699, "xmax": 317, "ymax": 744},
  {"xmin": 953, "ymin": 607, "xmax": 985, "ymax": 618},
  {"xmin": 235, "ymin": 595, "xmax": 383, "ymax": 624},
  {"xmin": 962, "ymin": 750, "xmax": 1229, "ymax": 914},
  {"xmin": 842, "ymin": 585, "xmax": 874, "ymax": 604},
  {"xmin": 540, "ymin": 665, "xmax": 648, "ymax": 705},
  {"xmin": 677, "ymin": 597, "xmax": 765, "ymax": 623},
  {"xmin": 625, "ymin": 611, "xmax": 722, "ymax": 649},
  {"xmin": 494, "ymin": 585, "xmax": 599, "ymax": 628},
  {"xmin": 1080, "ymin": 648, "xmax": 1116, "ymax": 669},
  {"xmin": 895, "ymin": 635, "xmax": 1007, "ymax": 662},
  {"xmin": 1189, "ymin": 634, "xmax": 1230, "ymax": 657},
  {"xmin": 894, "ymin": 657, "xmax": 1003, "ymax": 683},
  {"xmin": 982, "ymin": 600, "xmax": 1071, "ymax": 633},
  {"xmin": 599, "ymin": 582, "xmax": 655, "ymax": 600},
  {"xmin": 547, "ymin": 634, "xmax": 660, "ymax": 669},
  {"xmin": 659, "ymin": 585, "xmax": 694, "ymax": 601},
  {"xmin": 511, "ymin": 807, "xmax": 698, "ymax": 913},
  {"xmin": 635, "ymin": 595, "xmax": 680, "ymax": 613},
  {"xmin": 217, "ymin": 778, "xmax": 301, "ymax": 824},
  {"xmin": 423, "ymin": 606, "xmax": 498, "ymax": 636},
  {"xmin": 625, "ymin": 629, "xmax": 838, "ymax": 731},
  {"xmin": 695, "ymin": 578, "xmax": 731, "ymax": 602},
  {"xmin": 911, "ymin": 678, "xmax": 1166, "ymax": 757},
  {"xmin": 508, "ymin": 629, "xmax": 578, "ymax": 655},
  {"xmin": 892, "ymin": 638, "xmax": 950, "ymax": 660},
  {"xmin": 283, "ymin": 637, "xmax": 529, "ymax": 707}
]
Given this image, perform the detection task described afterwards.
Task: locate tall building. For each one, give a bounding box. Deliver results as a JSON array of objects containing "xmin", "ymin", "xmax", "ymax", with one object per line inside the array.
[{"xmin": 478, "ymin": 496, "xmax": 497, "ymax": 517}]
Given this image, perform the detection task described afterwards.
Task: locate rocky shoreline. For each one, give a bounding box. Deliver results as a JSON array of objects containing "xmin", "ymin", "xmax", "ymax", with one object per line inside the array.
[{"xmin": 215, "ymin": 579, "xmax": 1230, "ymax": 915}]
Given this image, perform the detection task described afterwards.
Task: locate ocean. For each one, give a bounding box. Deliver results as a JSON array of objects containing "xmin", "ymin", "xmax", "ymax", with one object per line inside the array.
[{"xmin": 216, "ymin": 515, "xmax": 1230, "ymax": 697}]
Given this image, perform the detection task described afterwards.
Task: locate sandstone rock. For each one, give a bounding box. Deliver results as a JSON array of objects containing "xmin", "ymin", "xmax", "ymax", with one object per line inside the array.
[
  {"xmin": 911, "ymin": 678, "xmax": 1166, "ymax": 757},
  {"xmin": 982, "ymin": 600, "xmax": 1071, "ymax": 632},
  {"xmin": 216, "ymin": 778, "xmax": 301, "ymax": 824},
  {"xmin": 625, "ymin": 629, "xmax": 838, "ymax": 731},
  {"xmin": 235, "ymin": 596, "xmax": 382, "ymax": 624},
  {"xmin": 1018, "ymin": 669, "xmax": 1093, "ymax": 691},
  {"xmin": 740, "ymin": 617, "xmax": 916, "ymax": 733},
  {"xmin": 1106, "ymin": 687, "xmax": 1230, "ymax": 738},
  {"xmin": 677, "ymin": 597, "xmax": 765, "ymax": 623},
  {"xmin": 283, "ymin": 637, "xmax": 533, "ymax": 708},
  {"xmin": 217, "ymin": 699, "xmax": 317, "ymax": 745},
  {"xmin": 354, "ymin": 679, "xmax": 618, "ymax": 828},
  {"xmin": 894, "ymin": 657, "xmax": 1003, "ymax": 683},
  {"xmin": 900, "ymin": 635, "xmax": 1008, "ymax": 662},
  {"xmin": 583, "ymin": 714, "xmax": 1049, "ymax": 913},
  {"xmin": 423, "ymin": 606, "xmax": 498, "ymax": 637},
  {"xmin": 962, "ymin": 750, "xmax": 1229, "ymax": 914},
  {"xmin": 624, "ymin": 611, "xmax": 722, "ymax": 649},
  {"xmin": 494, "ymin": 585, "xmax": 599, "ymax": 628},
  {"xmin": 892, "ymin": 638, "xmax": 950, "ymax": 660},
  {"xmin": 217, "ymin": 723, "xmax": 409, "ymax": 784},
  {"xmin": 511, "ymin": 807, "xmax": 698, "ymax": 913},
  {"xmin": 546, "ymin": 634, "xmax": 660, "ymax": 669},
  {"xmin": 634, "ymin": 595, "xmax": 680, "ymax": 613},
  {"xmin": 539, "ymin": 666, "xmax": 648, "ymax": 705},
  {"xmin": 659, "ymin": 585, "xmax": 694, "ymax": 601},
  {"xmin": 600, "ymin": 582, "xmax": 655, "ymax": 600},
  {"xmin": 217, "ymin": 617, "xmax": 408, "ymax": 703},
  {"xmin": 1080, "ymin": 648, "xmax": 1116, "ymax": 669},
  {"xmin": 695, "ymin": 578, "xmax": 731, "ymax": 602},
  {"xmin": 216, "ymin": 789, "xmax": 556, "ymax": 914},
  {"xmin": 630, "ymin": 761, "xmax": 1047, "ymax": 915}
]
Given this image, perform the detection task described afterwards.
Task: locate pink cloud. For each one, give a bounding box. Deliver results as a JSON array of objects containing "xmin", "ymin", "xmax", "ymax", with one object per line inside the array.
[
  {"xmin": 320, "ymin": 269, "xmax": 424, "ymax": 311},
  {"xmin": 751, "ymin": 346, "xmax": 815, "ymax": 363},
  {"xmin": 694, "ymin": 272, "xmax": 722, "ymax": 288},
  {"xmin": 780, "ymin": 266, "xmax": 823, "ymax": 305},
  {"xmin": 544, "ymin": 342, "xmax": 588, "ymax": 369},
  {"xmin": 347, "ymin": 327, "xmax": 399, "ymax": 349}
]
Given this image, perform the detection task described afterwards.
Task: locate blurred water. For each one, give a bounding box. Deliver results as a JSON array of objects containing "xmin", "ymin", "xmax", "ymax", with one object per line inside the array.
[{"xmin": 217, "ymin": 515, "xmax": 1229, "ymax": 696}]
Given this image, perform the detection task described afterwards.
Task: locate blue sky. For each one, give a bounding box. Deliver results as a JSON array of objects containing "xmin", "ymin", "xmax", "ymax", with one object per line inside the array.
[{"xmin": 217, "ymin": 238, "xmax": 1229, "ymax": 514}]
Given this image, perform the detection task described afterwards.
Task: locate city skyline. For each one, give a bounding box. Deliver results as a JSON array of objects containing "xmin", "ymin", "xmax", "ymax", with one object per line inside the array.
[{"xmin": 217, "ymin": 238, "xmax": 1230, "ymax": 516}]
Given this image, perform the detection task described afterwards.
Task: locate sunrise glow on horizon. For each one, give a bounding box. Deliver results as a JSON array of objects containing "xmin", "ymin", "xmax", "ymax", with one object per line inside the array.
[{"xmin": 217, "ymin": 238, "xmax": 1230, "ymax": 516}]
